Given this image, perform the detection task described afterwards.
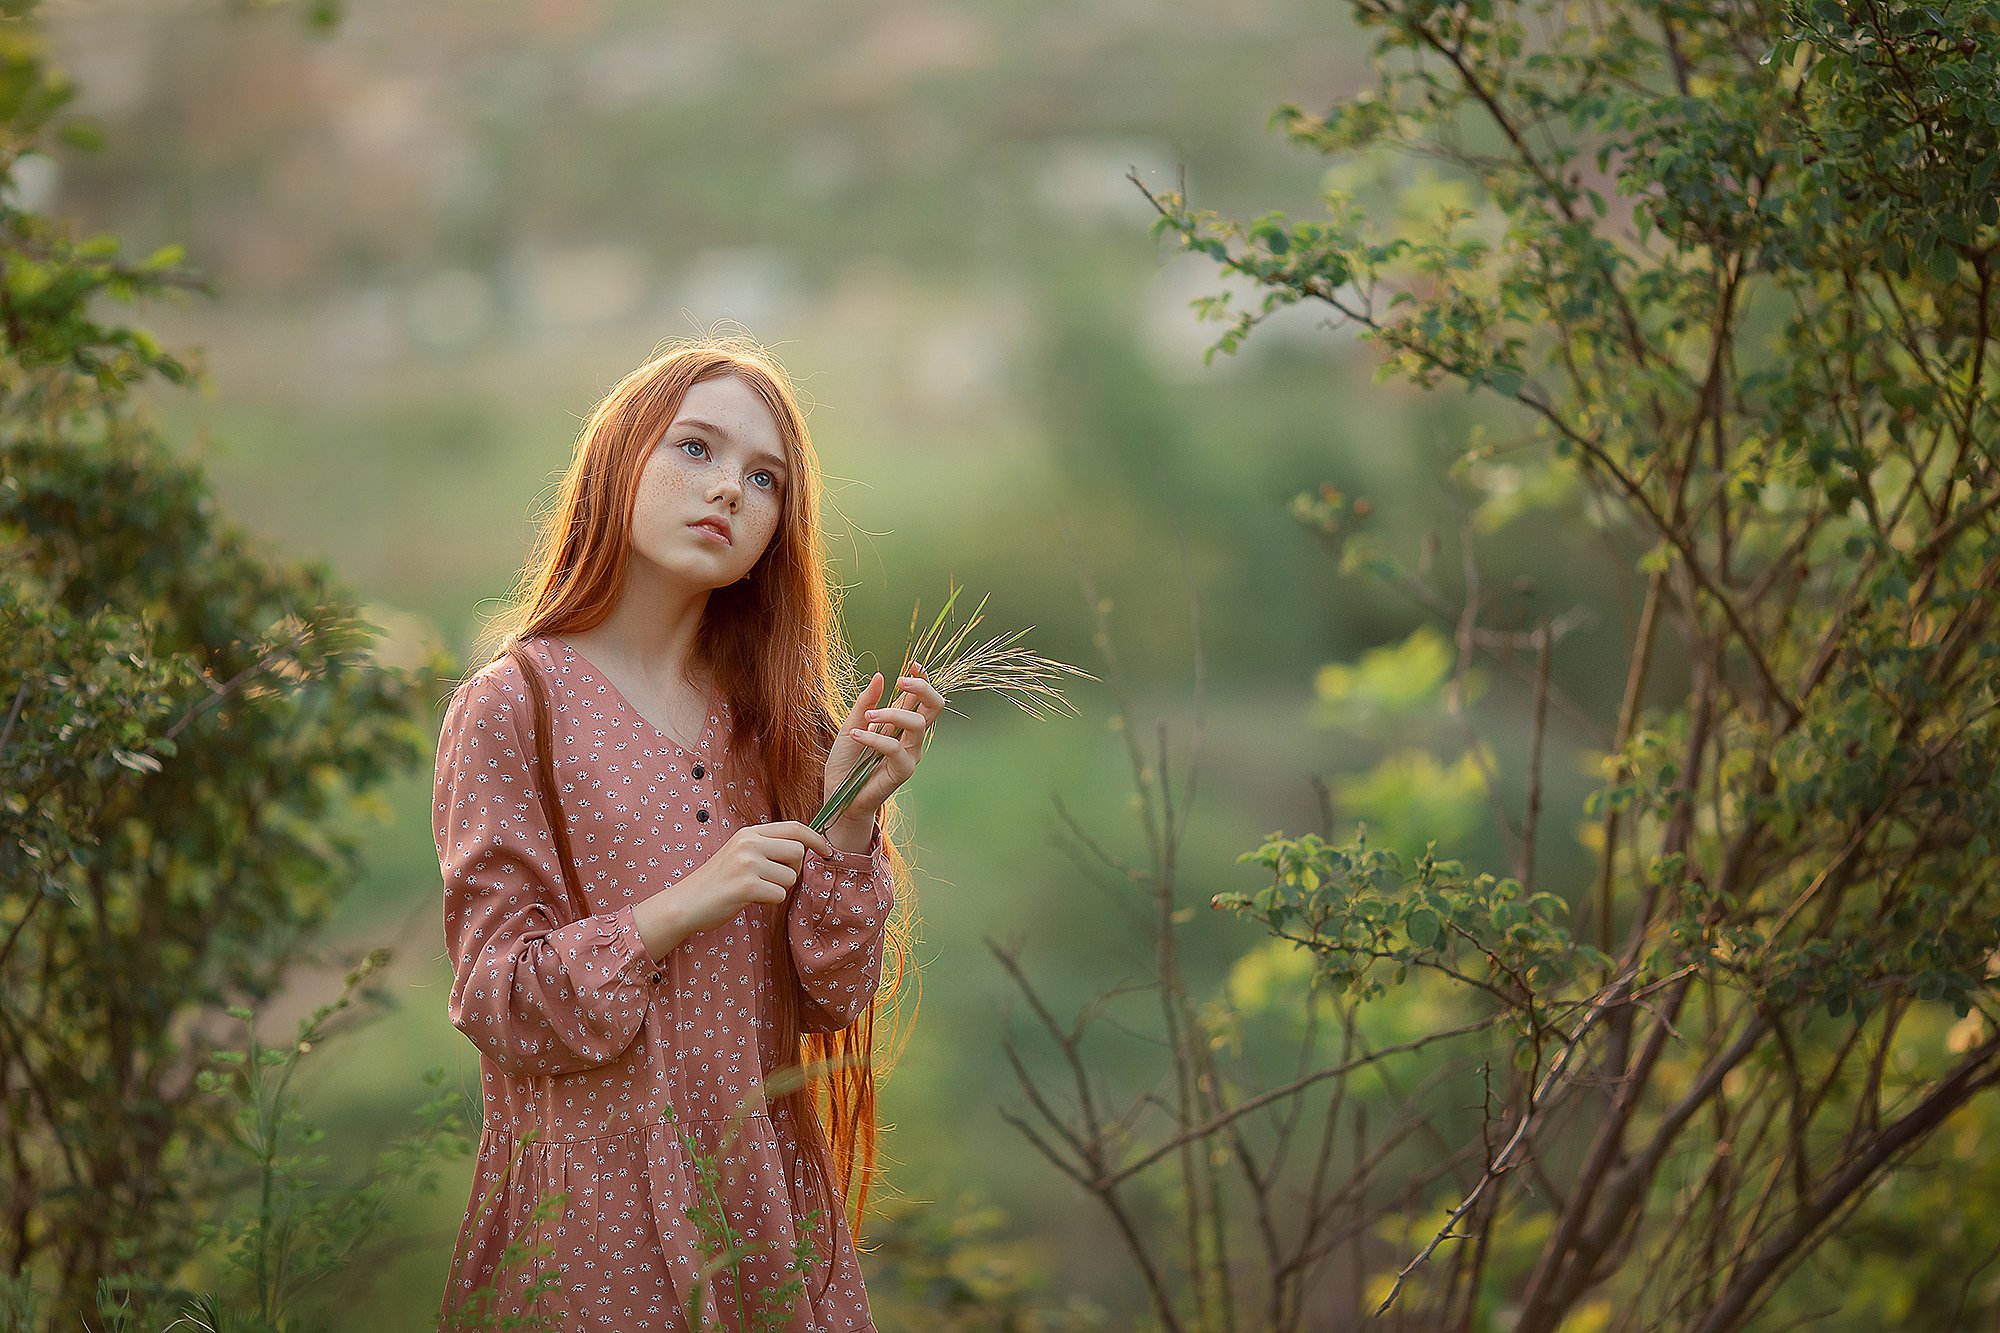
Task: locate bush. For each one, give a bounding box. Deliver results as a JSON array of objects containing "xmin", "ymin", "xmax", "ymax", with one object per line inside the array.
[
  {"xmin": 0, "ymin": 4, "xmax": 450, "ymax": 1323},
  {"xmin": 999, "ymin": 0, "xmax": 2000, "ymax": 1328}
]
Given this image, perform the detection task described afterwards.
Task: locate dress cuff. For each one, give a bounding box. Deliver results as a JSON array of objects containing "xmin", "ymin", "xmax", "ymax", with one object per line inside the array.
[{"xmin": 595, "ymin": 903, "xmax": 653, "ymax": 981}]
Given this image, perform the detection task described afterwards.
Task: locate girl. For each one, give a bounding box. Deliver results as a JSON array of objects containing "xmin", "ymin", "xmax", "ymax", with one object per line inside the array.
[{"xmin": 432, "ymin": 336, "xmax": 940, "ymax": 1331}]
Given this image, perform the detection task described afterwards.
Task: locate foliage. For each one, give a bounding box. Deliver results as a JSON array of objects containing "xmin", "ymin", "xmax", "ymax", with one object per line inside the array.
[
  {"xmin": 432, "ymin": 1154, "xmax": 563, "ymax": 1333},
  {"xmin": 670, "ymin": 1099, "xmax": 819, "ymax": 1333},
  {"xmin": 861, "ymin": 1194, "xmax": 1110, "ymax": 1333},
  {"xmin": 183, "ymin": 956, "xmax": 466, "ymax": 1328},
  {"xmin": 1221, "ymin": 832, "xmax": 1613, "ymax": 1021},
  {"xmin": 0, "ymin": 2, "xmax": 451, "ymax": 1324},
  {"xmin": 0, "ymin": 24, "xmax": 199, "ymax": 412},
  {"xmin": 43, "ymin": 962, "xmax": 486, "ymax": 1333},
  {"xmin": 670, "ymin": 1076, "xmax": 1108, "ymax": 1332},
  {"xmin": 997, "ymin": 0, "xmax": 2000, "ymax": 1328}
]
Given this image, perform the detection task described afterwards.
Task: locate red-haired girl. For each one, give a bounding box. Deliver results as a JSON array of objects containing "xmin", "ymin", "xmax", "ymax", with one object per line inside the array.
[{"xmin": 432, "ymin": 336, "xmax": 937, "ymax": 1330}]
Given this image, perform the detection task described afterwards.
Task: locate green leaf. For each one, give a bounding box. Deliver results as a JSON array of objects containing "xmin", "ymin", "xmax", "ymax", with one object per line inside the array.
[{"xmin": 57, "ymin": 119, "xmax": 105, "ymax": 152}]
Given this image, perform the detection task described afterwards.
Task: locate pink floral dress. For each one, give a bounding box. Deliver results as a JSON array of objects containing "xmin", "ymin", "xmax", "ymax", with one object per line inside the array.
[{"xmin": 432, "ymin": 635, "xmax": 891, "ymax": 1330}]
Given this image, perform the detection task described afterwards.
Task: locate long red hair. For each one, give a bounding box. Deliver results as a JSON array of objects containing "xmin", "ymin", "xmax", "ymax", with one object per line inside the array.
[{"xmin": 470, "ymin": 334, "xmax": 914, "ymax": 1245}]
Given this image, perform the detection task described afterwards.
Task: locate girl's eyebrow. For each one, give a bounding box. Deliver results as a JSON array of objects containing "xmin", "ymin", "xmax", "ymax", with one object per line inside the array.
[{"xmin": 675, "ymin": 418, "xmax": 788, "ymax": 472}]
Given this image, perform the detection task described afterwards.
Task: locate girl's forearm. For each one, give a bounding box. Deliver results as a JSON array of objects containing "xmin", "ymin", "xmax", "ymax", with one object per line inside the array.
[{"xmin": 634, "ymin": 891, "xmax": 692, "ymax": 959}]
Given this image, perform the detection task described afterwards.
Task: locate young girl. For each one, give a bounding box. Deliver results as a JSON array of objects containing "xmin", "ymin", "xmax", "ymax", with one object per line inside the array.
[{"xmin": 432, "ymin": 336, "xmax": 940, "ymax": 1331}]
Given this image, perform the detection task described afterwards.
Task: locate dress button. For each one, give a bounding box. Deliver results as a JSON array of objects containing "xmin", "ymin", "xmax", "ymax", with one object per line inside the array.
[
  {"xmin": 697, "ymin": 808, "xmax": 709, "ymax": 822},
  {"xmin": 691, "ymin": 763, "xmax": 704, "ymax": 779},
  {"xmin": 650, "ymin": 969, "xmax": 664, "ymax": 985}
]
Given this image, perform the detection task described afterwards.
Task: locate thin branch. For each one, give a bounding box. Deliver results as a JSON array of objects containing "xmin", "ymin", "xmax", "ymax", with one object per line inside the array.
[{"xmin": 1374, "ymin": 969, "xmax": 1639, "ymax": 1315}]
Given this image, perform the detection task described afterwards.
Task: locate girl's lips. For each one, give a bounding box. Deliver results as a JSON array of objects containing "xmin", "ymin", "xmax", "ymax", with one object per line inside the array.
[{"xmin": 689, "ymin": 521, "xmax": 731, "ymax": 545}]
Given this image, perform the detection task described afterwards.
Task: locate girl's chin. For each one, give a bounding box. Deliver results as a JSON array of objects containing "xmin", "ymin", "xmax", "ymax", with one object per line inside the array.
[{"xmin": 625, "ymin": 559, "xmax": 741, "ymax": 594}]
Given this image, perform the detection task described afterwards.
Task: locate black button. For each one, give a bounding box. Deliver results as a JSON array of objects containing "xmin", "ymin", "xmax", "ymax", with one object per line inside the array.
[
  {"xmin": 650, "ymin": 970, "xmax": 664, "ymax": 984},
  {"xmin": 691, "ymin": 763, "xmax": 704, "ymax": 779},
  {"xmin": 696, "ymin": 808, "xmax": 709, "ymax": 822}
]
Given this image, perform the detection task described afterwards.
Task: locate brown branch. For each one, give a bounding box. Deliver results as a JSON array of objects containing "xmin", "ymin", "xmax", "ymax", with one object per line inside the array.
[
  {"xmin": 1520, "ymin": 622, "xmax": 1553, "ymax": 894},
  {"xmin": 1374, "ymin": 970, "xmax": 1639, "ymax": 1316},
  {"xmin": 0, "ymin": 679, "xmax": 26, "ymax": 762},
  {"xmin": 1518, "ymin": 1009, "xmax": 1772, "ymax": 1330},
  {"xmin": 1689, "ymin": 1034, "xmax": 2000, "ymax": 1333},
  {"xmin": 1104, "ymin": 1013, "xmax": 1509, "ymax": 1189}
]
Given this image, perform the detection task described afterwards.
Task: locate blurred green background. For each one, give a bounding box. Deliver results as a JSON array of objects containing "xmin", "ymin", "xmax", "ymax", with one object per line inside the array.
[{"xmin": 41, "ymin": 0, "xmax": 1609, "ymax": 1317}]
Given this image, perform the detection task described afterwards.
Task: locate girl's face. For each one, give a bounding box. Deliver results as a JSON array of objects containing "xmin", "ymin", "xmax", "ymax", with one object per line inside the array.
[{"xmin": 628, "ymin": 372, "xmax": 790, "ymax": 591}]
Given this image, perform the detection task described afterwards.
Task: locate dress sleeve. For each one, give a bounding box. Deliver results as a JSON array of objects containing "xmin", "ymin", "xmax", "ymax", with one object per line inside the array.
[
  {"xmin": 787, "ymin": 815, "xmax": 896, "ymax": 1033},
  {"xmin": 434, "ymin": 664, "xmax": 653, "ymax": 1078}
]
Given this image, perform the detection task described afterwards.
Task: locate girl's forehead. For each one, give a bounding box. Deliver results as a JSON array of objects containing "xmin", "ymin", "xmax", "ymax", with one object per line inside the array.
[
  {"xmin": 682, "ymin": 373, "xmax": 772, "ymax": 419},
  {"xmin": 673, "ymin": 377, "xmax": 786, "ymax": 454}
]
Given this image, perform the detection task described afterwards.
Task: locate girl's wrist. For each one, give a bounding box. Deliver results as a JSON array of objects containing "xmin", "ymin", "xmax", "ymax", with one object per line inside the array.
[
  {"xmin": 633, "ymin": 890, "xmax": 689, "ymax": 960},
  {"xmin": 826, "ymin": 809, "xmax": 878, "ymax": 855}
]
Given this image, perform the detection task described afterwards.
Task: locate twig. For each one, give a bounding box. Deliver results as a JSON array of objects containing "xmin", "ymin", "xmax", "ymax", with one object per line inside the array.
[{"xmin": 1373, "ymin": 969, "xmax": 1638, "ymax": 1316}]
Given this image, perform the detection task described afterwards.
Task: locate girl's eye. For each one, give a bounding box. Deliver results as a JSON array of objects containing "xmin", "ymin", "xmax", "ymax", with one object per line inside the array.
[{"xmin": 678, "ymin": 440, "xmax": 780, "ymax": 493}]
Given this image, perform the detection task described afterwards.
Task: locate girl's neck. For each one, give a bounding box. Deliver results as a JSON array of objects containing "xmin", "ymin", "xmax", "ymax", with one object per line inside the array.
[{"xmin": 569, "ymin": 578, "xmax": 711, "ymax": 699}]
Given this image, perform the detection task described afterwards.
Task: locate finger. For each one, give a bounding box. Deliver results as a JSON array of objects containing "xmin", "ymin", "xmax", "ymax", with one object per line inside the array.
[
  {"xmin": 749, "ymin": 881, "xmax": 789, "ymax": 906},
  {"xmin": 761, "ymin": 836, "xmax": 805, "ymax": 871},
  {"xmin": 845, "ymin": 672, "xmax": 885, "ymax": 727},
  {"xmin": 881, "ymin": 659, "xmax": 921, "ymax": 702},
  {"xmin": 861, "ymin": 705, "xmax": 928, "ymax": 732},
  {"xmin": 843, "ymin": 727, "xmax": 904, "ymax": 754},
  {"xmin": 769, "ymin": 820, "xmax": 836, "ymax": 858},
  {"xmin": 900, "ymin": 691, "xmax": 943, "ymax": 721},
  {"xmin": 848, "ymin": 730, "xmax": 918, "ymax": 783}
]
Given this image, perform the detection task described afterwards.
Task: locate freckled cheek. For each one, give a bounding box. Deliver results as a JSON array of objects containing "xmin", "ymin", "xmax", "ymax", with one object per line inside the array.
[
  {"xmin": 632, "ymin": 470, "xmax": 700, "ymax": 533},
  {"xmin": 726, "ymin": 526, "xmax": 773, "ymax": 570},
  {"xmin": 746, "ymin": 497, "xmax": 784, "ymax": 548}
]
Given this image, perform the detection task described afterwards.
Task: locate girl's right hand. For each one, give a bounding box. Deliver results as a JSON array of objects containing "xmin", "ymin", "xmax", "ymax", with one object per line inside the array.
[{"xmin": 635, "ymin": 821, "xmax": 836, "ymax": 956}]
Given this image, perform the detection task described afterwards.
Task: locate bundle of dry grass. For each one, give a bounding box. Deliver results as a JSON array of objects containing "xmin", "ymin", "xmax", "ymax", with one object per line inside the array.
[{"xmin": 810, "ymin": 582, "xmax": 1096, "ymax": 831}]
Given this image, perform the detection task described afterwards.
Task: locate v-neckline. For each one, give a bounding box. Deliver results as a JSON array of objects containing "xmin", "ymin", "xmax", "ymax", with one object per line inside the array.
[{"xmin": 550, "ymin": 635, "xmax": 721, "ymax": 758}]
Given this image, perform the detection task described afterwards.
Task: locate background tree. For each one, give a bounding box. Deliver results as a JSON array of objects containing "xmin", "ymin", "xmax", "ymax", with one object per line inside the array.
[
  {"xmin": 1001, "ymin": 0, "xmax": 2000, "ymax": 1327},
  {"xmin": 0, "ymin": 4, "xmax": 447, "ymax": 1322},
  {"xmin": 20, "ymin": 2, "xmax": 1486, "ymax": 1314}
]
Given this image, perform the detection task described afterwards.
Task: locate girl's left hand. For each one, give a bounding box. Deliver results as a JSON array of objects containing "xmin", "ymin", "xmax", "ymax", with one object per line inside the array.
[{"xmin": 823, "ymin": 663, "xmax": 945, "ymax": 832}]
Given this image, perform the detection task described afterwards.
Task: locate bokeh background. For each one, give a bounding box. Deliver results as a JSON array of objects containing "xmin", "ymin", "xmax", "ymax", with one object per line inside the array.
[{"xmin": 39, "ymin": 0, "xmax": 1590, "ymax": 1318}]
